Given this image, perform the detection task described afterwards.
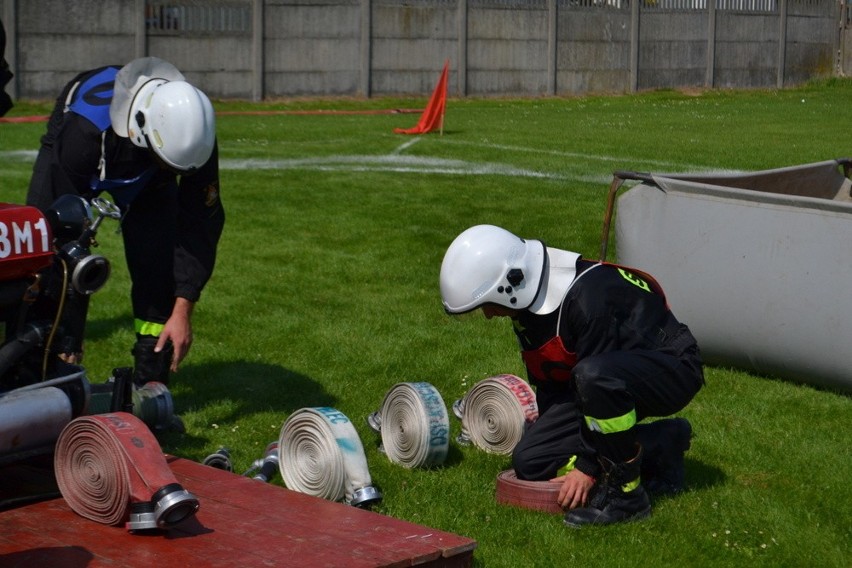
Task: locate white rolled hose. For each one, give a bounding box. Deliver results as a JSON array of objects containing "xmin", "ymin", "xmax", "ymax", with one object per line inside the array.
[
  {"xmin": 368, "ymin": 382, "xmax": 449, "ymax": 468},
  {"xmin": 453, "ymin": 374, "xmax": 538, "ymax": 455},
  {"xmin": 277, "ymin": 407, "xmax": 381, "ymax": 507}
]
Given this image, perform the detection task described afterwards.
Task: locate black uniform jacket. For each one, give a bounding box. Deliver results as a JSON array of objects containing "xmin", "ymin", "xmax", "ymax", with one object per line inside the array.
[
  {"xmin": 514, "ymin": 259, "xmax": 695, "ymax": 387},
  {"xmin": 27, "ymin": 66, "xmax": 225, "ymax": 303}
]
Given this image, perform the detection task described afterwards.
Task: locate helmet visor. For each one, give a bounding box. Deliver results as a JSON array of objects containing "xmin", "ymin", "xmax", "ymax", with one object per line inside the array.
[{"xmin": 110, "ymin": 57, "xmax": 184, "ymax": 137}]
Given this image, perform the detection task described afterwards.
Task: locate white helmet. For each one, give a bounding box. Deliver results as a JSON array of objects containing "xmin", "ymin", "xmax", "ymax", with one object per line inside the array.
[
  {"xmin": 127, "ymin": 79, "xmax": 216, "ymax": 172},
  {"xmin": 440, "ymin": 225, "xmax": 547, "ymax": 314},
  {"xmin": 110, "ymin": 57, "xmax": 185, "ymax": 137}
]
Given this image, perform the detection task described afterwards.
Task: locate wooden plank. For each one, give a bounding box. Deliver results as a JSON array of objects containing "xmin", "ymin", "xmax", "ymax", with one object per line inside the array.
[
  {"xmin": 169, "ymin": 457, "xmax": 474, "ymax": 563},
  {"xmin": 0, "ymin": 456, "xmax": 476, "ymax": 568}
]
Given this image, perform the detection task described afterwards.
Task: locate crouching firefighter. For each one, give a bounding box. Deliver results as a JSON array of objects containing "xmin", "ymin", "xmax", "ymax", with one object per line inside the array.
[
  {"xmin": 439, "ymin": 225, "xmax": 704, "ymax": 527},
  {"xmin": 26, "ymin": 56, "xmax": 225, "ymax": 385}
]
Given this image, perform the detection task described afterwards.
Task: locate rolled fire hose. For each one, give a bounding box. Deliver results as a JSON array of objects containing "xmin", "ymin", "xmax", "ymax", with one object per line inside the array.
[
  {"xmin": 453, "ymin": 374, "xmax": 538, "ymax": 455},
  {"xmin": 367, "ymin": 382, "xmax": 449, "ymax": 468},
  {"xmin": 277, "ymin": 407, "xmax": 381, "ymax": 507},
  {"xmin": 54, "ymin": 412, "xmax": 199, "ymax": 531},
  {"xmin": 495, "ymin": 469, "xmax": 564, "ymax": 515}
]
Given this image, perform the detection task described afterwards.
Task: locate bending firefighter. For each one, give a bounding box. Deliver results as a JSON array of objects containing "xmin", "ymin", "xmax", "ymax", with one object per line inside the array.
[
  {"xmin": 440, "ymin": 225, "xmax": 703, "ymax": 527},
  {"xmin": 27, "ymin": 57, "xmax": 225, "ymax": 385}
]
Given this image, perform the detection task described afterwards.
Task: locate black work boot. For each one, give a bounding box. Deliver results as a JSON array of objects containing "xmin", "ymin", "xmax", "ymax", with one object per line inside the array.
[
  {"xmin": 131, "ymin": 336, "xmax": 173, "ymax": 386},
  {"xmin": 636, "ymin": 418, "xmax": 692, "ymax": 496},
  {"xmin": 564, "ymin": 451, "xmax": 651, "ymax": 528}
]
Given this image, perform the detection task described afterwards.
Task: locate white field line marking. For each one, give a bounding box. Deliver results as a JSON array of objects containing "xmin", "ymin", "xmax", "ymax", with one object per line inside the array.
[
  {"xmin": 1, "ymin": 149, "xmax": 567, "ymax": 180},
  {"xmin": 392, "ymin": 138, "xmax": 421, "ymax": 155},
  {"xmin": 0, "ymin": 150, "xmax": 38, "ymax": 161},
  {"xmin": 433, "ymin": 138, "xmax": 711, "ymax": 172},
  {"xmin": 220, "ymin": 155, "xmax": 567, "ymax": 180},
  {"xmin": 1, "ymin": 147, "xmax": 731, "ymax": 185}
]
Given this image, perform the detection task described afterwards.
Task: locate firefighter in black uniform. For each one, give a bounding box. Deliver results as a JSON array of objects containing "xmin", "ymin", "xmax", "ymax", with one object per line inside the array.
[
  {"xmin": 440, "ymin": 224, "xmax": 703, "ymax": 527},
  {"xmin": 1, "ymin": 17, "xmax": 13, "ymax": 116},
  {"xmin": 26, "ymin": 57, "xmax": 224, "ymax": 385}
]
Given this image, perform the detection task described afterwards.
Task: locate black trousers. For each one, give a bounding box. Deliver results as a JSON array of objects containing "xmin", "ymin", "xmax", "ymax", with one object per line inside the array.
[
  {"xmin": 120, "ymin": 179, "xmax": 180, "ymax": 327},
  {"xmin": 512, "ymin": 393, "xmax": 587, "ymax": 481},
  {"xmin": 513, "ymin": 347, "xmax": 703, "ymax": 480}
]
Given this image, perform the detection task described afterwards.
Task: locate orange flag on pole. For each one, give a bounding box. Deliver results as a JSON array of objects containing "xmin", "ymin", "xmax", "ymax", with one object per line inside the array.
[{"xmin": 394, "ymin": 60, "xmax": 449, "ymax": 135}]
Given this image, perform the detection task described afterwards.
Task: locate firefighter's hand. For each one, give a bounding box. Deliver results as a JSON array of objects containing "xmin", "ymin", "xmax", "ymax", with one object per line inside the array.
[
  {"xmin": 552, "ymin": 468, "xmax": 596, "ymax": 510},
  {"xmin": 157, "ymin": 298, "xmax": 195, "ymax": 372},
  {"xmin": 59, "ymin": 352, "xmax": 84, "ymax": 364}
]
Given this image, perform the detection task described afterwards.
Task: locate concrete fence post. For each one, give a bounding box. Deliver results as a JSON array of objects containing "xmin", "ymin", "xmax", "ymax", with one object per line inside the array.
[
  {"xmin": 547, "ymin": 0, "xmax": 557, "ymax": 96},
  {"xmin": 835, "ymin": 0, "xmax": 843, "ymax": 75},
  {"xmin": 706, "ymin": 0, "xmax": 716, "ymax": 87},
  {"xmin": 841, "ymin": 1, "xmax": 849, "ymax": 76},
  {"xmin": 630, "ymin": 0, "xmax": 639, "ymax": 92},
  {"xmin": 134, "ymin": 0, "xmax": 146, "ymax": 59},
  {"xmin": 252, "ymin": 0, "xmax": 264, "ymax": 101},
  {"xmin": 360, "ymin": 0, "xmax": 372, "ymax": 97},
  {"xmin": 778, "ymin": 0, "xmax": 788, "ymax": 88},
  {"xmin": 458, "ymin": 0, "xmax": 468, "ymax": 96}
]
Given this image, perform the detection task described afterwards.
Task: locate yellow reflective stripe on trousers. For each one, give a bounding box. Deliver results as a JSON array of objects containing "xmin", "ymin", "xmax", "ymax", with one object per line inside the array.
[
  {"xmin": 135, "ymin": 319, "xmax": 164, "ymax": 337},
  {"xmin": 584, "ymin": 408, "xmax": 637, "ymax": 434},
  {"xmin": 556, "ymin": 455, "xmax": 578, "ymax": 476},
  {"xmin": 621, "ymin": 477, "xmax": 641, "ymax": 493}
]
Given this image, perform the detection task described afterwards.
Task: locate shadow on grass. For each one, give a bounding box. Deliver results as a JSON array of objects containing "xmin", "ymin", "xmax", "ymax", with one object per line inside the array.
[
  {"xmin": 684, "ymin": 456, "xmax": 726, "ymax": 492},
  {"xmin": 442, "ymin": 442, "xmax": 467, "ymax": 468},
  {"xmin": 643, "ymin": 459, "xmax": 725, "ymax": 508},
  {"xmin": 84, "ymin": 315, "xmax": 130, "ymax": 341},
  {"xmin": 179, "ymin": 359, "xmax": 334, "ymax": 409},
  {"xmin": 158, "ymin": 360, "xmax": 336, "ymax": 454}
]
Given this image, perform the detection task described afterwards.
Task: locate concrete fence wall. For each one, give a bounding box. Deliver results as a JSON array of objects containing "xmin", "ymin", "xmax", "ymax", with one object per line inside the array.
[{"xmin": 0, "ymin": 0, "xmax": 842, "ymax": 102}]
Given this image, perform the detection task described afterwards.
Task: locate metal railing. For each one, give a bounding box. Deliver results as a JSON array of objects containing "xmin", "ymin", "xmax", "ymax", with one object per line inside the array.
[
  {"xmin": 642, "ymin": 0, "xmax": 778, "ymax": 10},
  {"xmin": 146, "ymin": 1, "xmax": 252, "ymax": 34}
]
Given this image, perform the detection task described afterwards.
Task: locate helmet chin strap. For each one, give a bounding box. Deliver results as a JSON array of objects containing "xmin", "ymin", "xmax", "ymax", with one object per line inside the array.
[
  {"xmin": 98, "ymin": 131, "xmax": 107, "ymax": 181},
  {"xmin": 526, "ymin": 244, "xmax": 549, "ymax": 309}
]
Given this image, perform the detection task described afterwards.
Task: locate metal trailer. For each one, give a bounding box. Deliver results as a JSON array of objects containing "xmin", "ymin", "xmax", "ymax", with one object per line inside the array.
[{"xmin": 600, "ymin": 158, "xmax": 852, "ymax": 394}]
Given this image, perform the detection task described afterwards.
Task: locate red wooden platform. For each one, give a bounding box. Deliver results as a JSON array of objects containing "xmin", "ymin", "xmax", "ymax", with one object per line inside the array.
[{"xmin": 0, "ymin": 456, "xmax": 476, "ymax": 567}]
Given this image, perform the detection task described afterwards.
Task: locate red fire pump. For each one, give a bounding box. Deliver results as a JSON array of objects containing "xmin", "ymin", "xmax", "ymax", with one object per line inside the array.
[{"xmin": 0, "ymin": 196, "xmax": 198, "ymax": 530}]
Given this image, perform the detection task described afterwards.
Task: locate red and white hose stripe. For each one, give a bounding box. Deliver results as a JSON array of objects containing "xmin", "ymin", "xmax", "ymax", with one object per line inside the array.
[{"xmin": 454, "ymin": 374, "xmax": 538, "ymax": 455}]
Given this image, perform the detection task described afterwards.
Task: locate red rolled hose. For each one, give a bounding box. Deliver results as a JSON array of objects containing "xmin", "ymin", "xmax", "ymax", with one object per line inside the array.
[
  {"xmin": 54, "ymin": 412, "xmax": 196, "ymax": 528},
  {"xmin": 495, "ymin": 469, "xmax": 564, "ymax": 515}
]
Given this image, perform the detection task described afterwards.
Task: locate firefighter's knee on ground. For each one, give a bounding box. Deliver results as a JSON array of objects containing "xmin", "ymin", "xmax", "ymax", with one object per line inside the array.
[{"xmin": 511, "ymin": 441, "xmax": 536, "ymax": 480}]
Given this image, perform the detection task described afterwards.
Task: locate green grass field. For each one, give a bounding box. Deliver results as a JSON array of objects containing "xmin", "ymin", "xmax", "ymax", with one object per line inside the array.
[{"xmin": 1, "ymin": 80, "xmax": 850, "ymax": 567}]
